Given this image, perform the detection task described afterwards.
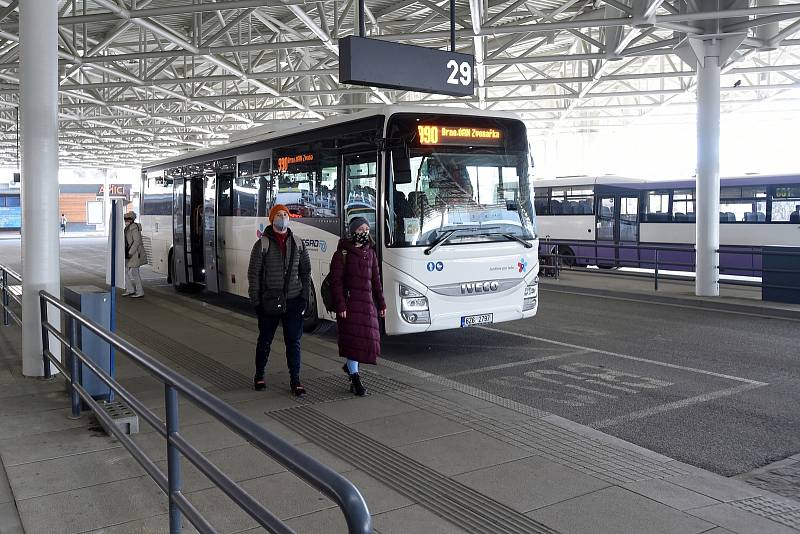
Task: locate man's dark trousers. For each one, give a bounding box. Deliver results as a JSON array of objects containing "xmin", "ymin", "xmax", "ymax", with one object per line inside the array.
[{"xmin": 254, "ymin": 296, "xmax": 305, "ymax": 382}]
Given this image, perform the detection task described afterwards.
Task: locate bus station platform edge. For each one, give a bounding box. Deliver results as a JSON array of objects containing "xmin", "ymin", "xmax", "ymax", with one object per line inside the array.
[{"xmin": 0, "ymin": 286, "xmax": 799, "ymax": 534}]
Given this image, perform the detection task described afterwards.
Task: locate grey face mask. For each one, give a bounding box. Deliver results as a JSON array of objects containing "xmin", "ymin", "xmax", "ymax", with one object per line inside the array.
[{"xmin": 273, "ymin": 217, "xmax": 288, "ymax": 231}]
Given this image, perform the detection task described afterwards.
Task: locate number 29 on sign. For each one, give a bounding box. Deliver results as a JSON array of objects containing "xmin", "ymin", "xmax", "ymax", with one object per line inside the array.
[{"xmin": 446, "ymin": 60, "xmax": 472, "ymax": 86}]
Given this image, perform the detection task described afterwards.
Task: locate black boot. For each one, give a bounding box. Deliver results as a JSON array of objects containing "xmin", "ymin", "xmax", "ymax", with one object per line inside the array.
[{"xmin": 350, "ymin": 373, "xmax": 367, "ymax": 396}]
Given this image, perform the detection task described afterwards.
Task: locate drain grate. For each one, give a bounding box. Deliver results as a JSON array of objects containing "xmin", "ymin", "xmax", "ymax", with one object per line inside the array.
[
  {"xmin": 293, "ymin": 370, "xmax": 411, "ymax": 404},
  {"xmin": 387, "ymin": 388, "xmax": 687, "ymax": 484},
  {"xmin": 97, "ymin": 400, "xmax": 139, "ymax": 435},
  {"xmin": 730, "ymin": 496, "xmax": 800, "ymax": 530},
  {"xmin": 271, "ymin": 406, "xmax": 560, "ymax": 534},
  {"xmin": 118, "ymin": 314, "xmax": 251, "ymax": 392}
]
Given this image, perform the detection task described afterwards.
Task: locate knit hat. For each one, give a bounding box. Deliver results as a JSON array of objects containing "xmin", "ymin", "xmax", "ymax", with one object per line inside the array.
[
  {"xmin": 123, "ymin": 211, "xmax": 136, "ymax": 221},
  {"xmin": 348, "ymin": 216, "xmax": 369, "ymax": 237},
  {"xmin": 269, "ymin": 204, "xmax": 289, "ymax": 223}
]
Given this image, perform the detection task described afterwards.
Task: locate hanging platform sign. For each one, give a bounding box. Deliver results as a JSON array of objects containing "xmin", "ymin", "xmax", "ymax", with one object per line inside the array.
[{"xmin": 338, "ymin": 36, "xmax": 475, "ymax": 97}]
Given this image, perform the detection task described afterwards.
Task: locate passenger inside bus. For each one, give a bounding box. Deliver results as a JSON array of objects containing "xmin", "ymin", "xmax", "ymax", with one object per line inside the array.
[{"xmin": 790, "ymin": 205, "xmax": 800, "ymax": 223}]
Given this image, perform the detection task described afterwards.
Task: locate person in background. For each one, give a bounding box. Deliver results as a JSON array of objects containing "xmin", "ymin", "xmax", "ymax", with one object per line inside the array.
[
  {"xmin": 790, "ymin": 205, "xmax": 800, "ymax": 223},
  {"xmin": 123, "ymin": 211, "xmax": 147, "ymax": 298},
  {"xmin": 247, "ymin": 204, "xmax": 311, "ymax": 396},
  {"xmin": 329, "ymin": 216, "xmax": 386, "ymax": 396},
  {"xmin": 60, "ymin": 213, "xmax": 67, "ymax": 233}
]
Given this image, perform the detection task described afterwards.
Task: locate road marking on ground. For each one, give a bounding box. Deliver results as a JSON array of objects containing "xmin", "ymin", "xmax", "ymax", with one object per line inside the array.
[
  {"xmin": 479, "ymin": 325, "xmax": 768, "ymax": 386},
  {"xmin": 541, "ymin": 287, "xmax": 800, "ymax": 323},
  {"xmin": 479, "ymin": 325, "xmax": 770, "ymax": 424},
  {"xmin": 590, "ymin": 382, "xmax": 767, "ymax": 428},
  {"xmin": 447, "ymin": 349, "xmax": 592, "ymax": 377}
]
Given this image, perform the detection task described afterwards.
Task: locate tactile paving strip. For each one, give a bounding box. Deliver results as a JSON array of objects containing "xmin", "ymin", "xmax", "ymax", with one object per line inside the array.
[
  {"xmin": 118, "ymin": 314, "xmax": 252, "ymax": 392},
  {"xmin": 271, "ymin": 405, "xmax": 560, "ymax": 534},
  {"xmin": 730, "ymin": 496, "xmax": 800, "ymax": 530},
  {"xmin": 387, "ymin": 388, "xmax": 688, "ymax": 484}
]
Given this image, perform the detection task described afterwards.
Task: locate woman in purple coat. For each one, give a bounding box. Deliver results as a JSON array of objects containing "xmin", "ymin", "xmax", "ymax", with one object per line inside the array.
[{"xmin": 329, "ymin": 217, "xmax": 386, "ymax": 396}]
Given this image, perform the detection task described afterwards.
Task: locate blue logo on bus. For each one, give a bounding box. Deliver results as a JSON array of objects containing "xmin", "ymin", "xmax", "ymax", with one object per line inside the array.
[{"xmin": 427, "ymin": 261, "xmax": 444, "ymax": 272}]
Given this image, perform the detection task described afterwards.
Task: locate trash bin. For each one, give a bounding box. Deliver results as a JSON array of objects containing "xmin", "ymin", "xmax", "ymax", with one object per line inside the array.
[
  {"xmin": 762, "ymin": 246, "xmax": 800, "ymax": 304},
  {"xmin": 63, "ymin": 285, "xmax": 113, "ymax": 402}
]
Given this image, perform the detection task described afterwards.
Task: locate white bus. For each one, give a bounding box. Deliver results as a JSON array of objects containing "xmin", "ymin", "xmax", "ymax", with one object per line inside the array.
[
  {"xmin": 140, "ymin": 106, "xmax": 540, "ymax": 334},
  {"xmin": 534, "ymin": 174, "xmax": 800, "ymax": 275}
]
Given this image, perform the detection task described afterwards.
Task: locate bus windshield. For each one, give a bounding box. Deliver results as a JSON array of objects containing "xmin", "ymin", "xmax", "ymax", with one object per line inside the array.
[{"xmin": 390, "ymin": 151, "xmax": 536, "ymax": 247}]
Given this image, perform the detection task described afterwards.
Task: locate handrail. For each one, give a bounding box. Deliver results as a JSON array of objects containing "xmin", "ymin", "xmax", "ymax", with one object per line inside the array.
[
  {"xmin": 0, "ymin": 264, "xmax": 22, "ymax": 326},
  {"xmin": 32, "ymin": 288, "xmax": 371, "ymax": 534}
]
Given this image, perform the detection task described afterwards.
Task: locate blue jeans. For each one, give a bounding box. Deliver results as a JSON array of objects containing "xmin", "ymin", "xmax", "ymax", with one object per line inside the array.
[{"xmin": 255, "ymin": 296, "xmax": 304, "ymax": 382}]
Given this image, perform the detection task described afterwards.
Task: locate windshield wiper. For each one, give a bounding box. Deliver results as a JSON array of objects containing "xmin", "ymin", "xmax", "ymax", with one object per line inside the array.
[
  {"xmin": 501, "ymin": 233, "xmax": 534, "ymax": 248},
  {"xmin": 424, "ymin": 229, "xmax": 459, "ymax": 255},
  {"xmin": 423, "ymin": 226, "xmax": 502, "ymax": 255}
]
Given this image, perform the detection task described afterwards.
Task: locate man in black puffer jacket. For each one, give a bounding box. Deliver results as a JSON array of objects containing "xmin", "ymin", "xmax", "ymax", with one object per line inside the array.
[{"xmin": 247, "ymin": 204, "xmax": 311, "ymax": 396}]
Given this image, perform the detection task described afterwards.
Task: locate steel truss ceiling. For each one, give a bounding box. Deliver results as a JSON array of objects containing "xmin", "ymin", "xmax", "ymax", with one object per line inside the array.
[{"xmin": 0, "ymin": 0, "xmax": 799, "ymax": 167}]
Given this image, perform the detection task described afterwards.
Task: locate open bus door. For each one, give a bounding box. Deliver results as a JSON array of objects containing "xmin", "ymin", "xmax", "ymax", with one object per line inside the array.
[
  {"xmin": 595, "ymin": 194, "xmax": 640, "ymax": 268},
  {"xmin": 173, "ymin": 174, "xmax": 207, "ymax": 287}
]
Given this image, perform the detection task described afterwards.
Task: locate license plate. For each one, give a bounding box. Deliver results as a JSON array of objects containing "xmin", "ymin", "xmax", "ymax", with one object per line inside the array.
[{"xmin": 461, "ymin": 313, "xmax": 493, "ymax": 327}]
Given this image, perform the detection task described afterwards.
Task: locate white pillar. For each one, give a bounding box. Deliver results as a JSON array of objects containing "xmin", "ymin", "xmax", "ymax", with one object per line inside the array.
[
  {"xmin": 695, "ymin": 44, "xmax": 720, "ymax": 297},
  {"xmin": 20, "ymin": 0, "xmax": 61, "ymax": 376}
]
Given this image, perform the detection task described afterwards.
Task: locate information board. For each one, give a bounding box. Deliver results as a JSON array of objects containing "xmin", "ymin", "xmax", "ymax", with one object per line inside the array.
[{"xmin": 339, "ymin": 36, "xmax": 475, "ymax": 97}]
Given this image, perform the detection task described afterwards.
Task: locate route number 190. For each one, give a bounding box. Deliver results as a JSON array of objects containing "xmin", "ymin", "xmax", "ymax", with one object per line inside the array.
[{"xmin": 446, "ymin": 60, "xmax": 472, "ymax": 86}]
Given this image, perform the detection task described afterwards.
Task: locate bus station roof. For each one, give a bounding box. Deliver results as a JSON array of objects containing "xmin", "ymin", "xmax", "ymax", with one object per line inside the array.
[{"xmin": 1, "ymin": 0, "xmax": 799, "ymax": 167}]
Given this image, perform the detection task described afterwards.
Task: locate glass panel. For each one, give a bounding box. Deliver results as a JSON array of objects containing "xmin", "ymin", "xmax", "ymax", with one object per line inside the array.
[
  {"xmin": 390, "ymin": 152, "xmax": 534, "ymax": 246},
  {"xmin": 597, "ymin": 197, "xmax": 615, "ymax": 240},
  {"xmin": 217, "ymin": 176, "xmax": 233, "ymax": 216},
  {"xmin": 273, "ymin": 150, "xmax": 318, "ymax": 218},
  {"xmin": 644, "ymin": 191, "xmax": 670, "ymax": 222},
  {"xmin": 672, "ymin": 189, "xmax": 695, "ymax": 221},
  {"xmin": 233, "ymin": 176, "xmax": 259, "ymax": 216},
  {"xmin": 719, "ymin": 199, "xmax": 767, "ymax": 222},
  {"xmin": 771, "ymin": 200, "xmax": 800, "ymax": 222},
  {"xmin": 620, "ymin": 197, "xmax": 639, "ymax": 241},
  {"xmin": 345, "ymin": 154, "xmax": 377, "ymax": 239}
]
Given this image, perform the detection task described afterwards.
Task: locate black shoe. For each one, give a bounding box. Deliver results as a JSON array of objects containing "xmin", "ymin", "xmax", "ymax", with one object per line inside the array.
[
  {"xmin": 290, "ymin": 380, "xmax": 306, "ymax": 397},
  {"xmin": 253, "ymin": 377, "xmax": 266, "ymax": 391},
  {"xmin": 350, "ymin": 373, "xmax": 367, "ymax": 397}
]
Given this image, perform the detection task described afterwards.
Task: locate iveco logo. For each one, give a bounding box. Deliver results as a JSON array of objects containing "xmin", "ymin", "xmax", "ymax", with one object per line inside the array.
[{"xmin": 460, "ymin": 281, "xmax": 500, "ymax": 294}]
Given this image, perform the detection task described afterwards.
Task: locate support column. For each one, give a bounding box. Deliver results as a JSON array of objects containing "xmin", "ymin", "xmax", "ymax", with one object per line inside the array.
[
  {"xmin": 695, "ymin": 48, "xmax": 721, "ymax": 297},
  {"xmin": 19, "ymin": 0, "xmax": 61, "ymax": 376}
]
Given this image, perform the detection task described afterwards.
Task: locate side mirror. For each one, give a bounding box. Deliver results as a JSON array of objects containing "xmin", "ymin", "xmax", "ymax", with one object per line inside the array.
[{"xmin": 392, "ymin": 148, "xmax": 412, "ymax": 184}]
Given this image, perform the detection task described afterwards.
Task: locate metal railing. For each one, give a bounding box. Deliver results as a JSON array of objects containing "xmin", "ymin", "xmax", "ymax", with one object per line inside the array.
[
  {"xmin": 0, "ymin": 264, "xmax": 371, "ymax": 534},
  {"xmin": 539, "ymin": 241, "xmax": 800, "ymax": 294},
  {"xmin": 0, "ymin": 265, "xmax": 22, "ymax": 327}
]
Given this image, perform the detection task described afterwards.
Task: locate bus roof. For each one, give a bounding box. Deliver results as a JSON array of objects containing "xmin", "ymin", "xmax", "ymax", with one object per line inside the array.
[
  {"xmin": 532, "ymin": 176, "xmax": 648, "ymax": 188},
  {"xmin": 143, "ymin": 105, "xmax": 524, "ymax": 172}
]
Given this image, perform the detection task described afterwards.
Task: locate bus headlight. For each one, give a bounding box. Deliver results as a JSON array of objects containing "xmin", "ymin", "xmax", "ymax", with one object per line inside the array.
[{"xmin": 400, "ymin": 283, "xmax": 430, "ymax": 324}]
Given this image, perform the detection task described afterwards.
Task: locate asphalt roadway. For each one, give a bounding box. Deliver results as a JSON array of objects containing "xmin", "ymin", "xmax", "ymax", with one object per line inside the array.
[{"xmin": 2, "ymin": 237, "xmax": 798, "ymax": 479}]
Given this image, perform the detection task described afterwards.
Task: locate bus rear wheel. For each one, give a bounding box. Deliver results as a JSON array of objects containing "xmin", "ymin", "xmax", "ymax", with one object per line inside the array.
[{"xmin": 558, "ymin": 246, "xmax": 576, "ymax": 267}]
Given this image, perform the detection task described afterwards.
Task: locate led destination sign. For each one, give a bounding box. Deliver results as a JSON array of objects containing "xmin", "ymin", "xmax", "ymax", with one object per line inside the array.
[{"xmin": 417, "ymin": 125, "xmax": 503, "ymax": 146}]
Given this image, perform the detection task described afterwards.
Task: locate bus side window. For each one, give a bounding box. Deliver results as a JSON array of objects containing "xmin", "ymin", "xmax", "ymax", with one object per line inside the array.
[{"xmin": 344, "ymin": 153, "xmax": 377, "ymax": 239}]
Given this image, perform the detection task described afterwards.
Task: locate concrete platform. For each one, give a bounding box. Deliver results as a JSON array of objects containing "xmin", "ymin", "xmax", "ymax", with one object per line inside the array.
[{"xmin": 0, "ymin": 285, "xmax": 799, "ymax": 533}]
